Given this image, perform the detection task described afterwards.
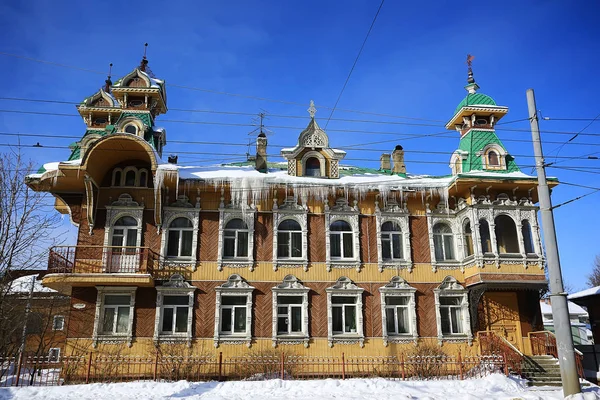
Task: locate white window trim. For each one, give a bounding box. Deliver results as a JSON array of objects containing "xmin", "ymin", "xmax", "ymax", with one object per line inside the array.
[
  {"xmin": 375, "ymin": 199, "xmax": 412, "ymax": 272},
  {"xmin": 326, "ymin": 276, "xmax": 364, "ymax": 348},
  {"xmin": 153, "ymin": 274, "xmax": 196, "ymax": 346},
  {"xmin": 433, "ymin": 276, "xmax": 472, "ymax": 345},
  {"xmin": 379, "ymin": 276, "xmax": 417, "ymax": 346},
  {"xmin": 48, "ymin": 348, "xmax": 61, "ymax": 363},
  {"xmin": 92, "ymin": 286, "xmax": 137, "ymax": 347},
  {"xmin": 272, "ymin": 197, "xmax": 308, "ymax": 271},
  {"xmin": 213, "ymin": 274, "xmax": 255, "ymax": 348},
  {"xmin": 52, "ymin": 315, "xmax": 65, "ymax": 331},
  {"xmin": 161, "ymin": 196, "xmax": 200, "ymax": 269},
  {"xmin": 271, "ymin": 275, "xmax": 310, "ymax": 347},
  {"xmin": 325, "ymin": 198, "xmax": 361, "ymax": 272},
  {"xmin": 103, "ymin": 194, "xmax": 144, "ymax": 272},
  {"xmin": 300, "ymin": 151, "xmax": 326, "ymax": 177},
  {"xmin": 426, "ymin": 205, "xmax": 462, "ymax": 271},
  {"xmin": 480, "ymin": 144, "xmax": 507, "ymax": 170},
  {"xmin": 217, "ymin": 208, "xmax": 256, "ymax": 271},
  {"xmin": 449, "ymin": 150, "xmax": 468, "ymax": 175}
]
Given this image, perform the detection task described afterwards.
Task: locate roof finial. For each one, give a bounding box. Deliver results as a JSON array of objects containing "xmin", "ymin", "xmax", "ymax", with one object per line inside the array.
[
  {"xmin": 308, "ymin": 100, "xmax": 316, "ymax": 119},
  {"xmin": 104, "ymin": 63, "xmax": 113, "ymax": 93},
  {"xmin": 140, "ymin": 43, "xmax": 149, "ymax": 71},
  {"xmin": 465, "ymin": 54, "xmax": 479, "ymax": 94}
]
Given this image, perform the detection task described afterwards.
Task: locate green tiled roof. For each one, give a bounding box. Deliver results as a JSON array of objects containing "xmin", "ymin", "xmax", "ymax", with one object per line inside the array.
[
  {"xmin": 115, "ymin": 112, "xmax": 154, "ymax": 128},
  {"xmin": 457, "ymin": 130, "xmax": 520, "ymax": 173},
  {"xmin": 455, "ymin": 93, "xmax": 497, "ymax": 114}
]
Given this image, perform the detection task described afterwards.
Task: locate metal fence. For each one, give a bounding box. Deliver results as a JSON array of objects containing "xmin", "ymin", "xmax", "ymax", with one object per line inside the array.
[{"xmin": 0, "ymin": 351, "xmax": 506, "ymax": 387}]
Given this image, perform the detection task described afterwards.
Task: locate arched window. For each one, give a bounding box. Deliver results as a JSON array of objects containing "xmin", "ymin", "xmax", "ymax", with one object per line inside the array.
[
  {"xmin": 139, "ymin": 170, "xmax": 148, "ymax": 188},
  {"xmin": 223, "ymin": 219, "xmax": 249, "ymax": 258},
  {"xmin": 479, "ymin": 219, "xmax": 492, "ymax": 253},
  {"xmin": 330, "ymin": 220, "xmax": 353, "ymax": 259},
  {"xmin": 277, "ymin": 219, "xmax": 302, "ymax": 259},
  {"xmin": 522, "ymin": 220, "xmax": 535, "ymax": 254},
  {"xmin": 124, "ymin": 169, "xmax": 137, "ymax": 186},
  {"xmin": 463, "ymin": 220, "xmax": 474, "ymax": 257},
  {"xmin": 381, "ymin": 221, "xmax": 403, "ymax": 260},
  {"xmin": 305, "ymin": 157, "xmax": 321, "ymax": 177},
  {"xmin": 112, "ymin": 169, "xmax": 122, "ymax": 187},
  {"xmin": 495, "ymin": 215, "xmax": 520, "ymax": 254},
  {"xmin": 454, "ymin": 158, "xmax": 462, "ymax": 175},
  {"xmin": 433, "ymin": 223, "xmax": 454, "ymax": 261},
  {"xmin": 488, "ymin": 151, "xmax": 499, "ymax": 167},
  {"xmin": 125, "ymin": 125, "xmax": 138, "ymax": 135},
  {"xmin": 166, "ymin": 218, "xmax": 194, "ymax": 258}
]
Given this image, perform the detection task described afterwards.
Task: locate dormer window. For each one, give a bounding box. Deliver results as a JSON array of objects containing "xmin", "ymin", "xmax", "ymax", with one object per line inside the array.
[
  {"xmin": 110, "ymin": 167, "xmax": 150, "ymax": 188},
  {"xmin": 93, "ymin": 117, "xmax": 107, "ymax": 126},
  {"xmin": 488, "ymin": 151, "xmax": 499, "ymax": 166},
  {"xmin": 482, "ymin": 145, "xmax": 507, "ymax": 170},
  {"xmin": 475, "ymin": 117, "xmax": 488, "ymax": 126},
  {"xmin": 125, "ymin": 125, "xmax": 138, "ymax": 135},
  {"xmin": 305, "ymin": 157, "xmax": 321, "ymax": 177}
]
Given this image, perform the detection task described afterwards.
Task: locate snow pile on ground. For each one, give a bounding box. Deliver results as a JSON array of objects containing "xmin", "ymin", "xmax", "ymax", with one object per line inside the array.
[{"xmin": 1, "ymin": 374, "xmax": 599, "ymax": 400}]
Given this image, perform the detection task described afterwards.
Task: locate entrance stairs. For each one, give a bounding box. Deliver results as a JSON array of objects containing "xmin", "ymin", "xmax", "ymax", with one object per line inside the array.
[{"xmin": 522, "ymin": 355, "xmax": 590, "ymax": 387}]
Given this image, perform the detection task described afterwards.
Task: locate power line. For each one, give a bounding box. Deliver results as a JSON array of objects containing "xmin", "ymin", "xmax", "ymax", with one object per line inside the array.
[{"xmin": 547, "ymin": 111, "xmax": 600, "ymax": 159}]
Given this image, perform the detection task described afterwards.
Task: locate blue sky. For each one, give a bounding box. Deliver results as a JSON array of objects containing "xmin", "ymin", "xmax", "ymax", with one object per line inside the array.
[{"xmin": 1, "ymin": 0, "xmax": 599, "ymax": 290}]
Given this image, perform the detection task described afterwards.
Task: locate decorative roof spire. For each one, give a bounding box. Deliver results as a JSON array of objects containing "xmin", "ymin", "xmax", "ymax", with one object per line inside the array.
[
  {"xmin": 104, "ymin": 63, "xmax": 113, "ymax": 93},
  {"xmin": 464, "ymin": 54, "xmax": 479, "ymax": 94},
  {"xmin": 308, "ymin": 100, "xmax": 316, "ymax": 119},
  {"xmin": 140, "ymin": 43, "xmax": 149, "ymax": 72}
]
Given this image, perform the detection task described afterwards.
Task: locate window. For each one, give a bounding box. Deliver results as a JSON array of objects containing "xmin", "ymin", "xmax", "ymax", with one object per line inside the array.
[
  {"xmin": 433, "ymin": 223, "xmax": 455, "ymax": 261},
  {"xmin": 277, "ymin": 219, "xmax": 302, "ymax": 259},
  {"xmin": 479, "ymin": 219, "xmax": 492, "ymax": 254},
  {"xmin": 101, "ymin": 294, "xmax": 132, "ymax": 335},
  {"xmin": 439, "ymin": 297, "xmax": 464, "ymax": 335},
  {"xmin": 379, "ymin": 276, "xmax": 417, "ymax": 345},
  {"xmin": 522, "ymin": 220, "xmax": 535, "ymax": 254},
  {"xmin": 495, "ymin": 215, "xmax": 520, "ymax": 254},
  {"xmin": 272, "ymin": 275, "xmax": 310, "ymax": 346},
  {"xmin": 139, "ymin": 170, "xmax": 148, "ymax": 187},
  {"xmin": 112, "ymin": 169, "xmax": 122, "ymax": 187},
  {"xmin": 326, "ymin": 277, "xmax": 364, "ymax": 347},
  {"xmin": 381, "ymin": 221, "xmax": 403, "ymax": 260},
  {"xmin": 109, "ymin": 216, "xmax": 138, "ymax": 273},
  {"xmin": 488, "ymin": 151, "xmax": 499, "ymax": 166},
  {"xmin": 166, "ymin": 218, "xmax": 194, "ymax": 258},
  {"xmin": 154, "ymin": 275, "xmax": 195, "ymax": 344},
  {"xmin": 330, "ymin": 220, "xmax": 353, "ymax": 259},
  {"xmin": 277, "ymin": 296, "xmax": 302, "ymax": 334},
  {"xmin": 125, "ymin": 125, "xmax": 138, "ymax": 135},
  {"xmin": 385, "ymin": 296, "xmax": 410, "ymax": 335},
  {"xmin": 52, "ymin": 315, "xmax": 65, "ymax": 331},
  {"xmin": 124, "ymin": 169, "xmax": 136, "ymax": 186},
  {"xmin": 161, "ymin": 295, "xmax": 190, "ymax": 334},
  {"xmin": 214, "ymin": 275, "xmax": 254, "ymax": 347},
  {"xmin": 463, "ymin": 220, "xmax": 474, "ymax": 257},
  {"xmin": 305, "ymin": 157, "xmax": 321, "ymax": 177},
  {"xmin": 223, "ymin": 219, "xmax": 249, "ymax": 258},
  {"xmin": 48, "ymin": 348, "xmax": 60, "ymax": 363}
]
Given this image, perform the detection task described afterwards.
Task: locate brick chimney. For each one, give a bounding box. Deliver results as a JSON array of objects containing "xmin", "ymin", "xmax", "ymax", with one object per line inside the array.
[
  {"xmin": 256, "ymin": 133, "xmax": 267, "ymax": 172},
  {"xmin": 380, "ymin": 153, "xmax": 391, "ymax": 171},
  {"xmin": 392, "ymin": 145, "xmax": 406, "ymax": 174}
]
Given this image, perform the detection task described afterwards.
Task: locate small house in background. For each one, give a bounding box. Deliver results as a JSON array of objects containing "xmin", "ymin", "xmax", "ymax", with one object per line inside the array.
[
  {"xmin": 568, "ymin": 286, "xmax": 600, "ymax": 383},
  {"xmin": 539, "ymin": 299, "xmax": 593, "ymax": 345}
]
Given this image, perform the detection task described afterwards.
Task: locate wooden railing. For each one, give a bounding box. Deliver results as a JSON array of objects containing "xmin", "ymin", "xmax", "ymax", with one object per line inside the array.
[
  {"xmin": 48, "ymin": 246, "xmax": 159, "ymax": 275},
  {"xmin": 478, "ymin": 330, "xmax": 524, "ymax": 376},
  {"xmin": 529, "ymin": 330, "xmax": 584, "ymax": 379}
]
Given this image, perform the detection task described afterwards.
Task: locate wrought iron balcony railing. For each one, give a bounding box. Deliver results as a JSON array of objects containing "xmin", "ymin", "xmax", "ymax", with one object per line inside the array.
[{"xmin": 48, "ymin": 246, "xmax": 160, "ymax": 275}]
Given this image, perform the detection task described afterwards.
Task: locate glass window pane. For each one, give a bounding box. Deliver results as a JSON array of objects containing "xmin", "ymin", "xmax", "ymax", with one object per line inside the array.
[
  {"xmin": 440, "ymin": 297, "xmax": 461, "ymax": 306},
  {"xmin": 224, "ymin": 237, "xmax": 235, "ymax": 257},
  {"xmin": 237, "ymin": 232, "xmax": 248, "ymax": 257},
  {"xmin": 221, "ymin": 308, "xmax": 232, "ymax": 332},
  {"xmin": 181, "ymin": 231, "xmax": 193, "ymax": 257},
  {"xmin": 278, "ymin": 306, "xmax": 288, "ymax": 315},
  {"xmin": 105, "ymin": 295, "xmax": 131, "ymax": 305},
  {"xmin": 170, "ymin": 218, "xmax": 193, "ymax": 228},
  {"xmin": 126, "ymin": 229, "xmax": 137, "ymax": 247},
  {"xmin": 397, "ymin": 307, "xmax": 409, "ymax": 334},
  {"xmin": 279, "ymin": 219, "xmax": 301, "ymax": 231},
  {"xmin": 451, "ymin": 308, "xmax": 463, "ymax": 334},
  {"xmin": 222, "ymin": 296, "xmax": 247, "ymax": 306},
  {"xmin": 343, "ymin": 233, "xmax": 353, "ymax": 258},
  {"xmin": 175, "ymin": 307, "xmax": 189, "ymax": 333},
  {"xmin": 331, "ymin": 220, "xmax": 351, "ymax": 231},
  {"xmin": 441, "ymin": 309, "xmax": 451, "ymax": 335},
  {"xmin": 278, "ymin": 232, "xmax": 289, "ymax": 258},
  {"xmin": 116, "ymin": 307, "xmax": 130, "ymax": 333},
  {"xmin": 164, "ymin": 296, "xmax": 188, "ymax": 306},
  {"xmin": 381, "ymin": 237, "xmax": 391, "ymax": 260},
  {"xmin": 291, "ymin": 233, "xmax": 302, "ymax": 258},
  {"xmin": 344, "ymin": 305, "xmax": 356, "ymax": 333},
  {"xmin": 385, "ymin": 308, "xmax": 395, "ymax": 333},
  {"xmin": 167, "ymin": 230, "xmax": 180, "ymax": 257},
  {"xmin": 125, "ymin": 171, "xmax": 136, "ymax": 186},
  {"xmin": 111, "ymin": 233, "xmax": 123, "ymax": 247},
  {"xmin": 278, "ymin": 316, "xmax": 288, "ymax": 333},
  {"xmin": 392, "ymin": 234, "xmax": 403, "ymax": 259},
  {"xmin": 225, "ymin": 219, "xmax": 247, "ymax": 230},
  {"xmin": 332, "ymin": 296, "xmax": 356, "ymax": 304},
  {"xmin": 102, "ymin": 308, "xmax": 115, "ymax": 333},
  {"xmin": 332, "ymin": 307, "xmax": 343, "ymax": 332},
  {"xmin": 278, "ymin": 296, "xmax": 302, "ymax": 305},
  {"xmin": 234, "ymin": 307, "xmax": 246, "ymax": 333},
  {"xmin": 291, "ymin": 306, "xmax": 302, "ymax": 332},
  {"xmin": 443, "ymin": 235, "xmax": 454, "ymax": 260},
  {"xmin": 386, "ymin": 297, "xmax": 409, "ymax": 306},
  {"xmin": 330, "ymin": 234, "xmax": 341, "ymax": 257},
  {"xmin": 433, "ymin": 235, "xmax": 444, "ymax": 261},
  {"xmin": 115, "ymin": 216, "xmax": 137, "ymax": 226},
  {"xmin": 162, "ymin": 307, "xmax": 174, "ymax": 333}
]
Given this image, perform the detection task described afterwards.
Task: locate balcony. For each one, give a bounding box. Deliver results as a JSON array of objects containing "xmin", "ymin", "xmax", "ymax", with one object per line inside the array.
[{"xmin": 44, "ymin": 246, "xmax": 160, "ymax": 292}]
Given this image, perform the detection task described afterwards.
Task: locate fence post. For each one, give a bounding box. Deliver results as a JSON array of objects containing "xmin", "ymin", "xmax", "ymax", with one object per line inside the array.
[
  {"xmin": 400, "ymin": 354, "xmax": 405, "ymax": 381},
  {"xmin": 153, "ymin": 352, "xmax": 159, "ymax": 381},
  {"xmin": 341, "ymin": 353, "xmax": 345, "ymax": 380},
  {"xmin": 280, "ymin": 352, "xmax": 285, "ymax": 380},
  {"xmin": 85, "ymin": 351, "xmax": 93, "ymax": 384},
  {"xmin": 14, "ymin": 353, "xmax": 24, "ymax": 387},
  {"xmin": 218, "ymin": 352, "xmax": 223, "ymax": 382},
  {"xmin": 457, "ymin": 350, "xmax": 463, "ymax": 380}
]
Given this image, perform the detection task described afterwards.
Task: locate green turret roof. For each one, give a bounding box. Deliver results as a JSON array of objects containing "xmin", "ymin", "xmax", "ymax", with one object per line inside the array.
[
  {"xmin": 457, "ymin": 130, "xmax": 520, "ymax": 173},
  {"xmin": 454, "ymin": 93, "xmax": 497, "ymax": 114}
]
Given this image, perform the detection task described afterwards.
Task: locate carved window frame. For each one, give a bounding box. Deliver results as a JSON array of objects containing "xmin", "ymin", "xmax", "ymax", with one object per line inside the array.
[
  {"xmin": 375, "ymin": 200, "xmax": 412, "ymax": 272},
  {"xmin": 300, "ymin": 151, "xmax": 326, "ymax": 178},
  {"xmin": 92, "ymin": 286, "xmax": 137, "ymax": 347},
  {"xmin": 326, "ymin": 276, "xmax": 364, "ymax": 348},
  {"xmin": 213, "ymin": 274, "xmax": 255, "ymax": 348},
  {"xmin": 379, "ymin": 276, "xmax": 418, "ymax": 346},
  {"xmin": 103, "ymin": 194, "xmax": 144, "ymax": 272},
  {"xmin": 433, "ymin": 276, "xmax": 472, "ymax": 345},
  {"xmin": 272, "ymin": 197, "xmax": 308, "ymax": 271},
  {"xmin": 217, "ymin": 209, "xmax": 256, "ymax": 271},
  {"xmin": 153, "ymin": 274, "xmax": 196, "ymax": 346},
  {"xmin": 271, "ymin": 275, "xmax": 310, "ymax": 347},
  {"xmin": 161, "ymin": 196, "xmax": 200, "ymax": 268},
  {"xmin": 325, "ymin": 198, "xmax": 361, "ymax": 272},
  {"xmin": 481, "ymin": 144, "xmax": 507, "ymax": 170},
  {"xmin": 426, "ymin": 207, "xmax": 462, "ymax": 271}
]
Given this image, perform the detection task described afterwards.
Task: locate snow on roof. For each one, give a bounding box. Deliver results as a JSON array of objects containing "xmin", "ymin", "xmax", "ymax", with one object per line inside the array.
[
  {"xmin": 539, "ymin": 300, "xmax": 588, "ymax": 316},
  {"xmin": 458, "ymin": 170, "xmax": 536, "ymax": 179},
  {"xmin": 569, "ymin": 286, "xmax": 600, "ymax": 300},
  {"xmin": 7, "ymin": 274, "xmax": 56, "ymax": 294}
]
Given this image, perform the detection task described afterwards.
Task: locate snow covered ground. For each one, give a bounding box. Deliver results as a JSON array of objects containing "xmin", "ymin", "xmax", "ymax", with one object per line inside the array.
[{"xmin": 0, "ymin": 374, "xmax": 599, "ymax": 400}]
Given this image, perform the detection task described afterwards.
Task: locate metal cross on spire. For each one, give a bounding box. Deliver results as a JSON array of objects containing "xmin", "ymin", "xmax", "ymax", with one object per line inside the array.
[
  {"xmin": 466, "ymin": 54, "xmax": 476, "ymax": 85},
  {"xmin": 308, "ymin": 100, "xmax": 317, "ymax": 119}
]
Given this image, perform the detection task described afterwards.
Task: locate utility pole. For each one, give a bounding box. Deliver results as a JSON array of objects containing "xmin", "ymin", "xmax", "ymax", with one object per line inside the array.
[{"xmin": 527, "ymin": 88, "xmax": 581, "ymax": 397}]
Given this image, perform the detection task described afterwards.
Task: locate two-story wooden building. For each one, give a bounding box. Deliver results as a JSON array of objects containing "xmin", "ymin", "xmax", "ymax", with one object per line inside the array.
[{"xmin": 26, "ymin": 57, "xmax": 550, "ymax": 358}]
